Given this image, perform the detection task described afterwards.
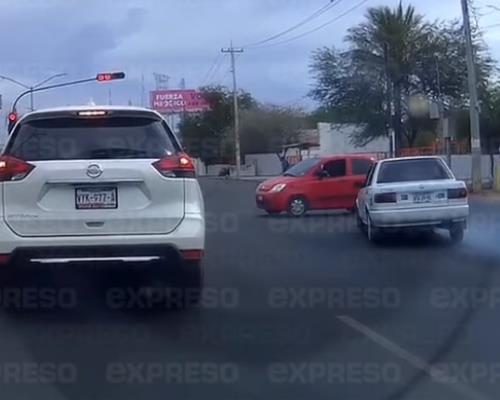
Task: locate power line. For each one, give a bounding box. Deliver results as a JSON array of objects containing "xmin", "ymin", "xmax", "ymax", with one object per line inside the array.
[
  {"xmin": 250, "ymin": 0, "xmax": 370, "ymax": 49},
  {"xmin": 219, "ymin": 67, "xmax": 232, "ymax": 83},
  {"xmin": 242, "ymin": 0, "xmax": 343, "ymax": 49},
  {"xmin": 217, "ymin": 56, "xmax": 242, "ymax": 85},
  {"xmin": 282, "ymin": 94, "xmax": 309, "ymax": 107},
  {"xmin": 204, "ymin": 54, "xmax": 227, "ymax": 86},
  {"xmin": 200, "ymin": 53, "xmax": 223, "ymax": 87},
  {"xmin": 468, "ymin": 0, "xmax": 482, "ymax": 29}
]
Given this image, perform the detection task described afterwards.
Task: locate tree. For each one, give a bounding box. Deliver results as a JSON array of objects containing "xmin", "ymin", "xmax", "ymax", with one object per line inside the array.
[
  {"xmin": 239, "ymin": 105, "xmax": 308, "ymax": 155},
  {"xmin": 346, "ymin": 3, "xmax": 428, "ymax": 148},
  {"xmin": 454, "ymin": 81, "xmax": 500, "ymax": 153},
  {"xmin": 309, "ymin": 3, "xmax": 495, "ymax": 148},
  {"xmin": 179, "ymin": 85, "xmax": 255, "ymax": 164},
  {"xmin": 309, "ymin": 47, "xmax": 387, "ymax": 145}
]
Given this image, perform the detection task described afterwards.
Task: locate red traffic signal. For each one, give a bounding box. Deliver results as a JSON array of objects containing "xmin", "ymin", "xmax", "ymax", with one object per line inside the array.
[
  {"xmin": 96, "ymin": 72, "xmax": 125, "ymax": 82},
  {"xmin": 7, "ymin": 112, "xmax": 18, "ymax": 133}
]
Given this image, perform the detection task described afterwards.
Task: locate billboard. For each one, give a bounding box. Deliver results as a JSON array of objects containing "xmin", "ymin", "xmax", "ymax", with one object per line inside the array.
[{"xmin": 150, "ymin": 90, "xmax": 211, "ymax": 113}]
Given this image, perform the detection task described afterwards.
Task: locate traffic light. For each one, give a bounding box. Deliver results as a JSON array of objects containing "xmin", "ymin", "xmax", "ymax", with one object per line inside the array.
[
  {"xmin": 7, "ymin": 112, "xmax": 17, "ymax": 133},
  {"xmin": 96, "ymin": 72, "xmax": 125, "ymax": 82}
]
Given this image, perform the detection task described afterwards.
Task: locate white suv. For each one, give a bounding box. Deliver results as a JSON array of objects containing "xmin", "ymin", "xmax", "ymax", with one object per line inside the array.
[{"xmin": 0, "ymin": 106, "xmax": 205, "ymax": 304}]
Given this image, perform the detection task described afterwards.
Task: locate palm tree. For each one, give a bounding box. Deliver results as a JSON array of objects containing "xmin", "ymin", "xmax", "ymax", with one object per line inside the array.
[{"xmin": 346, "ymin": 2, "xmax": 427, "ymax": 149}]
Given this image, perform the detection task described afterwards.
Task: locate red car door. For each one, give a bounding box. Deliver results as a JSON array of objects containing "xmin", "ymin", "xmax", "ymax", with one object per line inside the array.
[
  {"xmin": 347, "ymin": 157, "xmax": 375, "ymax": 208},
  {"xmin": 307, "ymin": 158, "xmax": 351, "ymax": 209},
  {"xmin": 299, "ymin": 174, "xmax": 324, "ymax": 210}
]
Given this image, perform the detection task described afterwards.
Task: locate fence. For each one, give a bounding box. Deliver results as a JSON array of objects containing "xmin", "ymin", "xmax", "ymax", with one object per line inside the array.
[{"xmin": 399, "ymin": 140, "xmax": 470, "ymax": 157}]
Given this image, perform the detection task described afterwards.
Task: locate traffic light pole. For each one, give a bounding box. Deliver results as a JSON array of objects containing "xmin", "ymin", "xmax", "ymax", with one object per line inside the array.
[
  {"xmin": 11, "ymin": 73, "xmax": 125, "ymax": 114},
  {"xmin": 12, "ymin": 77, "xmax": 97, "ymax": 113},
  {"xmin": 8, "ymin": 72, "xmax": 126, "ymax": 133}
]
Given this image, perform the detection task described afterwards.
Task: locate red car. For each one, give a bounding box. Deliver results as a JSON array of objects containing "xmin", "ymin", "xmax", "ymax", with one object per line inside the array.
[{"xmin": 256, "ymin": 155, "xmax": 375, "ymax": 216}]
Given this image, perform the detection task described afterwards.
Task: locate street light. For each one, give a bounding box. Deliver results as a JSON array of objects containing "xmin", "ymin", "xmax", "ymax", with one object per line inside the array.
[{"xmin": 0, "ymin": 72, "xmax": 67, "ymax": 111}]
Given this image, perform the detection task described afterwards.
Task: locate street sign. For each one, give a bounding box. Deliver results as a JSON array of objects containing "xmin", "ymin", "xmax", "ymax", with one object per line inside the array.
[{"xmin": 150, "ymin": 90, "xmax": 211, "ymax": 113}]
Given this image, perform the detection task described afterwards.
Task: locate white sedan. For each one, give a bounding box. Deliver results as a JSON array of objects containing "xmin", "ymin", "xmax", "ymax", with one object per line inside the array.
[{"xmin": 356, "ymin": 156, "xmax": 469, "ymax": 243}]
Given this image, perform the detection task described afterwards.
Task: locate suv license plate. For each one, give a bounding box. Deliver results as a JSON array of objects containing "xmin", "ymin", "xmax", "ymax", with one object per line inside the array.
[
  {"xmin": 75, "ymin": 187, "xmax": 118, "ymax": 210},
  {"xmin": 413, "ymin": 192, "xmax": 432, "ymax": 203}
]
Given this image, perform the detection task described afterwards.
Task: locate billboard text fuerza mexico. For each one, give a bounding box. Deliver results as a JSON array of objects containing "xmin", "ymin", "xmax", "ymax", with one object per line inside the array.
[{"xmin": 150, "ymin": 90, "xmax": 211, "ymax": 113}]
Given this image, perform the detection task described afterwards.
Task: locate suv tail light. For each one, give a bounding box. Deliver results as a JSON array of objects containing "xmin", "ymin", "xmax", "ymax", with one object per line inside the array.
[
  {"xmin": 448, "ymin": 188, "xmax": 467, "ymax": 199},
  {"xmin": 0, "ymin": 156, "xmax": 35, "ymax": 182},
  {"xmin": 152, "ymin": 153, "xmax": 196, "ymax": 178},
  {"xmin": 374, "ymin": 192, "xmax": 397, "ymax": 203},
  {"xmin": 180, "ymin": 250, "xmax": 204, "ymax": 261}
]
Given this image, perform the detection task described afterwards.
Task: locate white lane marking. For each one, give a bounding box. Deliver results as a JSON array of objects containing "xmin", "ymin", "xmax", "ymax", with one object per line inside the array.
[{"xmin": 337, "ymin": 315, "xmax": 492, "ymax": 400}]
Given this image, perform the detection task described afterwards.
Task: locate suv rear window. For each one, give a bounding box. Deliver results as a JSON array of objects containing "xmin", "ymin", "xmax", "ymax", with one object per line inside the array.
[
  {"xmin": 377, "ymin": 158, "xmax": 450, "ymax": 183},
  {"xmin": 5, "ymin": 116, "xmax": 178, "ymax": 161}
]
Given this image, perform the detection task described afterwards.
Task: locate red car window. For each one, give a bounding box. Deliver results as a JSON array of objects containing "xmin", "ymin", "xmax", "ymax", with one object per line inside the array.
[{"xmin": 323, "ymin": 159, "xmax": 346, "ymax": 177}]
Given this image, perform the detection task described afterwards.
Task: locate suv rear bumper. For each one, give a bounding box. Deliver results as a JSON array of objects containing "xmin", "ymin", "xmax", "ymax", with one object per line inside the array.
[
  {"xmin": 9, "ymin": 244, "xmax": 197, "ymax": 266},
  {"xmin": 0, "ymin": 214, "xmax": 204, "ymax": 261}
]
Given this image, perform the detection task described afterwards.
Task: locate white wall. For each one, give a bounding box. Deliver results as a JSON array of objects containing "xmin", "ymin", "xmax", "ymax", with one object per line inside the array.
[
  {"xmin": 206, "ymin": 164, "xmax": 231, "ymax": 176},
  {"xmin": 194, "ymin": 158, "xmax": 206, "ymax": 176},
  {"xmin": 318, "ymin": 123, "xmax": 390, "ymax": 155},
  {"xmin": 245, "ymin": 153, "xmax": 282, "ymax": 176},
  {"xmin": 449, "ymin": 155, "xmax": 495, "ymax": 187},
  {"xmin": 230, "ymin": 164, "xmax": 256, "ymax": 177}
]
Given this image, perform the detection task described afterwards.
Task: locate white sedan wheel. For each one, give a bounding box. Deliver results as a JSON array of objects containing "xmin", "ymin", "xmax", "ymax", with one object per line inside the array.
[{"xmin": 367, "ymin": 215, "xmax": 380, "ymax": 242}]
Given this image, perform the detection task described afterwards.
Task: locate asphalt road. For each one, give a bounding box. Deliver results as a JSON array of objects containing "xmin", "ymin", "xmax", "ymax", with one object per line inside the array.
[{"xmin": 1, "ymin": 178, "xmax": 500, "ymax": 400}]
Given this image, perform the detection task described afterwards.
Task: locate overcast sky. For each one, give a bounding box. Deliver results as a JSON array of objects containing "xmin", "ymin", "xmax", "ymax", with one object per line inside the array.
[{"xmin": 0, "ymin": 0, "xmax": 499, "ymax": 120}]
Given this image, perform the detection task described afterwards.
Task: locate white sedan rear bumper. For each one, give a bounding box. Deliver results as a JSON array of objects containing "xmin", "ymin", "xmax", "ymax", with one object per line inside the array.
[{"xmin": 370, "ymin": 204, "xmax": 469, "ymax": 228}]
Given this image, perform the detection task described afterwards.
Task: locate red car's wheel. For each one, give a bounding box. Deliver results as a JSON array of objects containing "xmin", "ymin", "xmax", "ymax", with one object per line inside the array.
[{"xmin": 287, "ymin": 196, "xmax": 308, "ymax": 217}]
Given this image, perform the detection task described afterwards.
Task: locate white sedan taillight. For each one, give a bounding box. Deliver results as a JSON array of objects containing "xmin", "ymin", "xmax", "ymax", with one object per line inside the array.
[{"xmin": 0, "ymin": 155, "xmax": 35, "ymax": 182}]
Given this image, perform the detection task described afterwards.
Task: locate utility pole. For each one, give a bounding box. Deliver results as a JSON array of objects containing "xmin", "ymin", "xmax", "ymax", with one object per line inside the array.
[
  {"xmin": 383, "ymin": 43, "xmax": 395, "ymax": 157},
  {"xmin": 221, "ymin": 42, "xmax": 244, "ymax": 177},
  {"xmin": 461, "ymin": 0, "xmax": 482, "ymax": 192}
]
